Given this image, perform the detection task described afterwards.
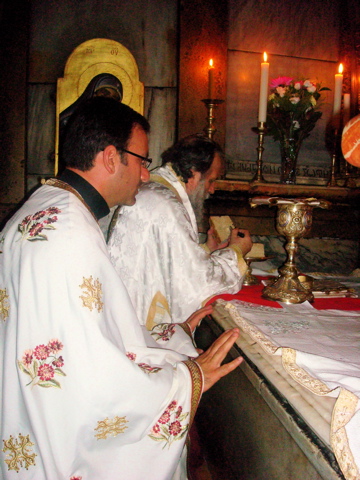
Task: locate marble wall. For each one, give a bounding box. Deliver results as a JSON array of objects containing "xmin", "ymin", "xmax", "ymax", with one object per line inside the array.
[
  {"xmin": 225, "ymin": 0, "xmax": 342, "ymax": 184},
  {"xmin": 251, "ymin": 235, "xmax": 359, "ymax": 275}
]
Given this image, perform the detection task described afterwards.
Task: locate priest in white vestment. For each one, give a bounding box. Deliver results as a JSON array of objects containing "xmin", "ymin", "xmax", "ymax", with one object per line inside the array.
[
  {"xmin": 107, "ymin": 134, "xmax": 252, "ymax": 330},
  {"xmin": 0, "ymin": 98, "xmax": 242, "ymax": 480}
]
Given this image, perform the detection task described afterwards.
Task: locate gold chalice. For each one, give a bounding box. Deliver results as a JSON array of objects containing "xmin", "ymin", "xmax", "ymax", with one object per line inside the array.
[{"xmin": 250, "ymin": 197, "xmax": 331, "ymax": 304}]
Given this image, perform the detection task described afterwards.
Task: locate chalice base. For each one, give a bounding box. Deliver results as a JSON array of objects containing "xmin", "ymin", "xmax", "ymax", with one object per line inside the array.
[
  {"xmin": 243, "ymin": 268, "xmax": 259, "ymax": 286},
  {"xmin": 262, "ymin": 274, "xmax": 314, "ymax": 304}
]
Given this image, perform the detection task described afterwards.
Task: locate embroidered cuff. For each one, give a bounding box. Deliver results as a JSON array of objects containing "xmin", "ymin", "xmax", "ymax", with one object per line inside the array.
[{"xmin": 183, "ymin": 360, "xmax": 203, "ymax": 428}]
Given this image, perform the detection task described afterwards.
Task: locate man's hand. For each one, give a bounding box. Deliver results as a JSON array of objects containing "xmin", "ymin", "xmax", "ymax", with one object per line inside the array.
[
  {"xmin": 196, "ymin": 328, "xmax": 243, "ymax": 392},
  {"xmin": 229, "ymin": 228, "xmax": 252, "ymax": 257},
  {"xmin": 186, "ymin": 304, "xmax": 213, "ymax": 333},
  {"xmin": 206, "ymin": 227, "xmax": 229, "ymax": 253}
]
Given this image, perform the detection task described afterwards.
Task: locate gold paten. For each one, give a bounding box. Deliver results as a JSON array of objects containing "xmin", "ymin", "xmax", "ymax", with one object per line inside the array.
[
  {"xmin": 251, "ymin": 197, "xmax": 331, "ymax": 304},
  {"xmin": 56, "ymin": 38, "xmax": 144, "ymax": 174}
]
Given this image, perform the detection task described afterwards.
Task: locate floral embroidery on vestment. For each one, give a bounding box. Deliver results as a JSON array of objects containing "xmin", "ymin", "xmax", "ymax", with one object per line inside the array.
[
  {"xmin": 79, "ymin": 276, "xmax": 103, "ymax": 312},
  {"xmin": 126, "ymin": 352, "xmax": 162, "ymax": 373},
  {"xmin": 18, "ymin": 207, "xmax": 61, "ymax": 241},
  {"xmin": 150, "ymin": 323, "xmax": 176, "ymax": 342},
  {"xmin": 149, "ymin": 400, "xmax": 189, "ymax": 448},
  {"xmin": 0, "ymin": 288, "xmax": 10, "ymax": 321},
  {"xmin": 138, "ymin": 363, "xmax": 162, "ymax": 374},
  {"xmin": 17, "ymin": 339, "xmax": 66, "ymax": 389},
  {"xmin": 126, "ymin": 351, "xmax": 136, "ymax": 361},
  {"xmin": 2, "ymin": 434, "xmax": 37, "ymax": 472},
  {"xmin": 70, "ymin": 476, "xmax": 83, "ymax": 479},
  {"xmin": 94, "ymin": 416, "xmax": 128, "ymax": 440}
]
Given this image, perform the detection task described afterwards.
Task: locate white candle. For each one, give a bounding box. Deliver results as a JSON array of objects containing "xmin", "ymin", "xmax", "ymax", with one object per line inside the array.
[
  {"xmin": 343, "ymin": 93, "xmax": 351, "ymax": 126},
  {"xmin": 333, "ymin": 63, "xmax": 343, "ymax": 119},
  {"xmin": 208, "ymin": 59, "xmax": 214, "ymax": 99},
  {"xmin": 258, "ymin": 52, "xmax": 269, "ymax": 123}
]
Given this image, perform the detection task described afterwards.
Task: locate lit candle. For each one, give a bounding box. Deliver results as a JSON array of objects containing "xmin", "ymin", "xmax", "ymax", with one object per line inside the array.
[
  {"xmin": 258, "ymin": 52, "xmax": 269, "ymax": 123},
  {"xmin": 343, "ymin": 93, "xmax": 351, "ymax": 126},
  {"xmin": 208, "ymin": 59, "xmax": 214, "ymax": 99},
  {"xmin": 333, "ymin": 63, "xmax": 343, "ymax": 120}
]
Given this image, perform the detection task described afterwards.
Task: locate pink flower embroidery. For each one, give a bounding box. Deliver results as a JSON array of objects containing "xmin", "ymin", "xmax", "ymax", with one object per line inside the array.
[
  {"xmin": 18, "ymin": 339, "xmax": 66, "ymax": 389},
  {"xmin": 126, "ymin": 352, "xmax": 136, "ymax": 361},
  {"xmin": 19, "ymin": 207, "xmax": 61, "ymax": 241},
  {"xmin": 168, "ymin": 400, "xmax": 177, "ymax": 411},
  {"xmin": 152, "ymin": 424, "xmax": 161, "ymax": 434},
  {"xmin": 149, "ymin": 400, "xmax": 189, "ymax": 448},
  {"xmin": 158, "ymin": 411, "xmax": 171, "ymax": 424},
  {"xmin": 150, "ymin": 323, "xmax": 176, "ymax": 342},
  {"xmin": 34, "ymin": 344, "xmax": 50, "ymax": 360},
  {"xmin": 22, "ymin": 350, "xmax": 33, "ymax": 366},
  {"xmin": 169, "ymin": 421, "xmax": 182, "ymax": 436},
  {"xmin": 176, "ymin": 406, "xmax": 183, "ymax": 418},
  {"xmin": 48, "ymin": 339, "xmax": 63, "ymax": 354},
  {"xmin": 138, "ymin": 363, "xmax": 162, "ymax": 374},
  {"xmin": 52, "ymin": 356, "xmax": 64, "ymax": 368},
  {"xmin": 70, "ymin": 477, "xmax": 82, "ymax": 480},
  {"xmin": 38, "ymin": 363, "xmax": 55, "ymax": 381}
]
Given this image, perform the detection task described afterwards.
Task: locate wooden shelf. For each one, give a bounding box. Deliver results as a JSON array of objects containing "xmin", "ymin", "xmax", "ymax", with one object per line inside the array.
[
  {"xmin": 208, "ymin": 180, "xmax": 360, "ymax": 239},
  {"xmin": 214, "ymin": 179, "xmax": 360, "ymax": 205}
]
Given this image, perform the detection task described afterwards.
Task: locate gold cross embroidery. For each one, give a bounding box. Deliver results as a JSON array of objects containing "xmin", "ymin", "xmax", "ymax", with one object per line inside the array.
[
  {"xmin": 95, "ymin": 416, "xmax": 128, "ymax": 440},
  {"xmin": 2, "ymin": 434, "xmax": 37, "ymax": 472},
  {"xmin": 79, "ymin": 276, "xmax": 103, "ymax": 312}
]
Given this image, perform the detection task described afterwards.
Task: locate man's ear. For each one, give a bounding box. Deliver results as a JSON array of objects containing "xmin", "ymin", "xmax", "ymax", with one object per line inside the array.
[
  {"xmin": 186, "ymin": 169, "xmax": 202, "ymax": 193},
  {"xmin": 102, "ymin": 145, "xmax": 119, "ymax": 174}
]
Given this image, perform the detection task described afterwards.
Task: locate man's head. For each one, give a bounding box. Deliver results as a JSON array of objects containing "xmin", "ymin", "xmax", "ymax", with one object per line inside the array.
[
  {"xmin": 62, "ymin": 97, "xmax": 151, "ymax": 207},
  {"xmin": 62, "ymin": 96, "xmax": 149, "ymax": 171},
  {"xmin": 161, "ymin": 134, "xmax": 224, "ymax": 214}
]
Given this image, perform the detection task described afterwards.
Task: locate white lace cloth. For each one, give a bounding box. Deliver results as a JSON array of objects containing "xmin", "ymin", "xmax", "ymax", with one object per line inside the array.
[{"xmin": 219, "ymin": 299, "xmax": 360, "ymax": 480}]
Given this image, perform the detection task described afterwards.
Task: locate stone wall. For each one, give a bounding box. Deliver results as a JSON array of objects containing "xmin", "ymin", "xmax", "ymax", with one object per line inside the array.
[{"xmin": 225, "ymin": 0, "xmax": 341, "ymax": 184}]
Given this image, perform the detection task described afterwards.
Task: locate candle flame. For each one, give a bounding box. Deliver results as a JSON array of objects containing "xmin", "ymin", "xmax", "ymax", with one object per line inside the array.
[
  {"xmin": 209, "ymin": 59, "xmax": 214, "ymax": 68},
  {"xmin": 338, "ymin": 63, "xmax": 343, "ymax": 74},
  {"xmin": 263, "ymin": 52, "xmax": 267, "ymax": 62}
]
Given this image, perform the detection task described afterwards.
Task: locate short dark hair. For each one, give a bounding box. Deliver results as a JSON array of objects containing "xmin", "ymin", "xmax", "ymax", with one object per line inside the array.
[
  {"xmin": 160, "ymin": 134, "xmax": 224, "ymax": 182},
  {"xmin": 61, "ymin": 97, "xmax": 150, "ymax": 171}
]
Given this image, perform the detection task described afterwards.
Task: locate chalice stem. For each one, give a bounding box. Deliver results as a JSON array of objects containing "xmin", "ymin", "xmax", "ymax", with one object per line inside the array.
[{"xmin": 283, "ymin": 237, "xmax": 299, "ymax": 274}]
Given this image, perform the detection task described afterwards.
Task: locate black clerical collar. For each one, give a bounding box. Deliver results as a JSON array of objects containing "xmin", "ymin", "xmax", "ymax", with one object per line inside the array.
[{"xmin": 59, "ymin": 169, "xmax": 110, "ymax": 220}]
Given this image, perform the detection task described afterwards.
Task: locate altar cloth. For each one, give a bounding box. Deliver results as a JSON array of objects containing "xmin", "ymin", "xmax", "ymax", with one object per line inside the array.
[{"xmin": 206, "ymin": 278, "xmax": 360, "ymax": 480}]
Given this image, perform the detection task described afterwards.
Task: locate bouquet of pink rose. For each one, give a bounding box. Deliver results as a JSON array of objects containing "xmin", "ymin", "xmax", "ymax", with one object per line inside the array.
[{"xmin": 266, "ymin": 76, "xmax": 330, "ymax": 183}]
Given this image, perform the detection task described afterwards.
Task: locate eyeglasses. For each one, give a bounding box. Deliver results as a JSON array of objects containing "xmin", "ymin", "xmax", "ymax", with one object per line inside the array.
[{"xmin": 120, "ymin": 148, "xmax": 152, "ymax": 169}]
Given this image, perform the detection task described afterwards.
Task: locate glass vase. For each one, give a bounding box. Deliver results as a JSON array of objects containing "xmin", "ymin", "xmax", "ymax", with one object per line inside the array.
[{"xmin": 279, "ymin": 136, "xmax": 300, "ymax": 184}]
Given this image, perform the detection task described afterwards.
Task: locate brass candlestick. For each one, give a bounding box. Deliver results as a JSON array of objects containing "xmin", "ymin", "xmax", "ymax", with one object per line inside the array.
[
  {"xmin": 202, "ymin": 99, "xmax": 224, "ymax": 139},
  {"xmin": 250, "ymin": 197, "xmax": 331, "ymax": 304},
  {"xmin": 251, "ymin": 121, "xmax": 267, "ymax": 183}
]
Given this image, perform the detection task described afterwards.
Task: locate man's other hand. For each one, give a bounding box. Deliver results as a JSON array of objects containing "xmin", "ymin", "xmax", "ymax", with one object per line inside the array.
[
  {"xmin": 196, "ymin": 328, "xmax": 243, "ymax": 392},
  {"xmin": 186, "ymin": 304, "xmax": 213, "ymax": 333},
  {"xmin": 229, "ymin": 228, "xmax": 252, "ymax": 257}
]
